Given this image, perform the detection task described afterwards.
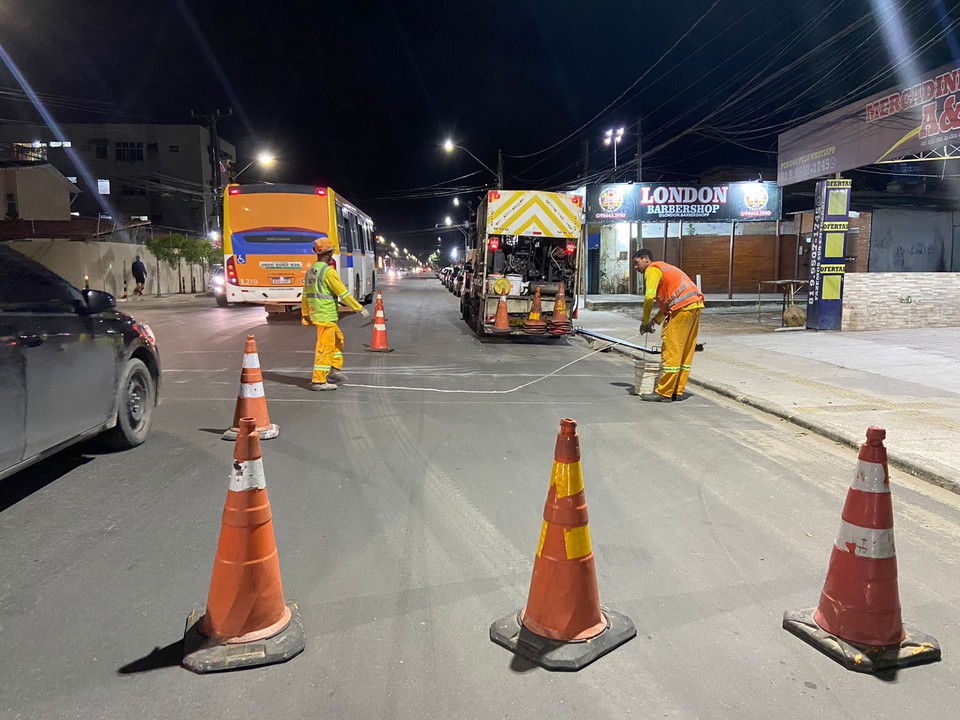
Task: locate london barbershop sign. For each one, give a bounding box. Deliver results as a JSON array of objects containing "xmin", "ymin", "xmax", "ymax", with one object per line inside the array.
[{"xmin": 587, "ymin": 181, "xmax": 782, "ymax": 223}]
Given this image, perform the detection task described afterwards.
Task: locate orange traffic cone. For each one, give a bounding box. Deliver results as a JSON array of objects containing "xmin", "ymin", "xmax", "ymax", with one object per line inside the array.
[
  {"xmin": 522, "ymin": 286, "xmax": 547, "ymax": 335},
  {"xmin": 783, "ymin": 426, "xmax": 940, "ymax": 673},
  {"xmin": 364, "ymin": 290, "xmax": 394, "ymax": 352},
  {"xmin": 490, "ymin": 418, "xmax": 635, "ymax": 670},
  {"xmin": 222, "ymin": 335, "xmax": 279, "ymax": 441},
  {"xmin": 547, "ymin": 282, "xmax": 572, "ymax": 335},
  {"xmin": 492, "ymin": 293, "xmax": 511, "ymax": 333},
  {"xmin": 183, "ymin": 417, "xmax": 305, "ymax": 673}
]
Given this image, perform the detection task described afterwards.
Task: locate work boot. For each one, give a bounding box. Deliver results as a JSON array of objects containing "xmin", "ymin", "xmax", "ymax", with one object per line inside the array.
[
  {"xmin": 640, "ymin": 392, "xmax": 672, "ymax": 403},
  {"xmin": 327, "ymin": 369, "xmax": 347, "ymax": 384},
  {"xmin": 310, "ymin": 382, "xmax": 338, "ymax": 391}
]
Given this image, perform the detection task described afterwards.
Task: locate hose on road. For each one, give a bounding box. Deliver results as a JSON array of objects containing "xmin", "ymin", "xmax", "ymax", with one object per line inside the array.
[{"xmin": 344, "ymin": 332, "xmax": 643, "ymax": 395}]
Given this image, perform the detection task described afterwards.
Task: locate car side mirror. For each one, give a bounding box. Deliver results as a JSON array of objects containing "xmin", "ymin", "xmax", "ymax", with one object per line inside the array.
[{"xmin": 81, "ymin": 289, "xmax": 117, "ymax": 314}]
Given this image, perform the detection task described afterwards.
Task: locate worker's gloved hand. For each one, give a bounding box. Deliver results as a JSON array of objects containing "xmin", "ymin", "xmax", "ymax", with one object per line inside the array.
[
  {"xmin": 300, "ymin": 317, "xmax": 311, "ymax": 326},
  {"xmin": 639, "ymin": 322, "xmax": 655, "ymax": 335},
  {"xmin": 359, "ymin": 308, "xmax": 370, "ymax": 319}
]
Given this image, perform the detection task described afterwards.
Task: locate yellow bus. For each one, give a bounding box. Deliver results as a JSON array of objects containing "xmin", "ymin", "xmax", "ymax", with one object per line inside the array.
[{"xmin": 220, "ymin": 183, "xmax": 378, "ymax": 314}]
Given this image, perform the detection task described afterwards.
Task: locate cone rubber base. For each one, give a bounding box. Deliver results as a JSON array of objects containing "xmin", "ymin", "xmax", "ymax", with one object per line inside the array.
[
  {"xmin": 490, "ymin": 608, "xmax": 636, "ymax": 671},
  {"xmin": 222, "ymin": 424, "xmax": 279, "ymax": 441},
  {"xmin": 783, "ymin": 608, "xmax": 940, "ymax": 673},
  {"xmin": 363, "ymin": 345, "xmax": 394, "ymax": 352},
  {"xmin": 182, "ymin": 601, "xmax": 305, "ymax": 673}
]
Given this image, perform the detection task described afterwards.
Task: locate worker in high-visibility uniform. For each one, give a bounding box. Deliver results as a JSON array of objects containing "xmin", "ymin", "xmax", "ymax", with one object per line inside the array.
[
  {"xmin": 633, "ymin": 249, "xmax": 704, "ymax": 402},
  {"xmin": 301, "ymin": 237, "xmax": 369, "ymax": 391}
]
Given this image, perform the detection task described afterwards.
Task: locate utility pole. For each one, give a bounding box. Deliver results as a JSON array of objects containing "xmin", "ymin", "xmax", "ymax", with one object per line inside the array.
[
  {"xmin": 191, "ymin": 108, "xmax": 233, "ymax": 237},
  {"xmin": 497, "ymin": 149, "xmax": 504, "ymax": 190},
  {"xmin": 581, "ymin": 139, "xmax": 590, "ymax": 181}
]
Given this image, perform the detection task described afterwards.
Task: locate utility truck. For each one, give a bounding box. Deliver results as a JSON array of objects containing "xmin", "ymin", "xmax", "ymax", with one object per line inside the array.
[{"xmin": 459, "ymin": 189, "xmax": 584, "ymax": 337}]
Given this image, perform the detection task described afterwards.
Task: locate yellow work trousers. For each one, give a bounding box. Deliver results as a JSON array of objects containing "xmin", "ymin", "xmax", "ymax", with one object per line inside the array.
[
  {"xmin": 312, "ymin": 322, "xmax": 345, "ymax": 383},
  {"xmin": 656, "ymin": 306, "xmax": 701, "ymax": 399}
]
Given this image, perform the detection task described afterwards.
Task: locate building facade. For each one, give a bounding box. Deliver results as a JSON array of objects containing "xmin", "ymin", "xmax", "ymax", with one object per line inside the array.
[{"xmin": 0, "ymin": 123, "xmax": 235, "ymax": 234}]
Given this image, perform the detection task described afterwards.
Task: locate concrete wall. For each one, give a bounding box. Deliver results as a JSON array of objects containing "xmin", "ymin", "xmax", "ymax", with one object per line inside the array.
[
  {"xmin": 842, "ymin": 272, "xmax": 960, "ymax": 330},
  {"xmin": 869, "ymin": 209, "xmax": 955, "ymax": 272},
  {"xmin": 8, "ymin": 239, "xmax": 208, "ymax": 298}
]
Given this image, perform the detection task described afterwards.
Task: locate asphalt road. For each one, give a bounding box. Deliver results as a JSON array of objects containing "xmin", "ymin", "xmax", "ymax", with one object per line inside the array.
[{"xmin": 2, "ymin": 276, "xmax": 958, "ymax": 719}]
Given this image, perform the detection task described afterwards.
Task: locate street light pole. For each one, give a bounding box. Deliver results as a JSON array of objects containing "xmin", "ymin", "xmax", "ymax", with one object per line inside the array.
[
  {"xmin": 604, "ymin": 127, "xmax": 624, "ymax": 173},
  {"xmin": 233, "ymin": 153, "xmax": 276, "ymax": 182},
  {"xmin": 443, "ymin": 139, "xmax": 500, "ymax": 187}
]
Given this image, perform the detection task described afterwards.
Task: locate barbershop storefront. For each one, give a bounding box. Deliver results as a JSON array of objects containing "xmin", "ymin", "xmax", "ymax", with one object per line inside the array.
[{"xmin": 584, "ymin": 181, "xmax": 783, "ymax": 295}]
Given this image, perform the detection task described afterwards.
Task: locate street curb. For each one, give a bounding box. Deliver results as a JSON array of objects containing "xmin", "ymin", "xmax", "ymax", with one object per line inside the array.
[{"xmin": 579, "ymin": 336, "xmax": 960, "ymax": 496}]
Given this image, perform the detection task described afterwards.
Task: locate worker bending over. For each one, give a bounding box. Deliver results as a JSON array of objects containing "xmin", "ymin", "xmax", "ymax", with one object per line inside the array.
[
  {"xmin": 633, "ymin": 249, "xmax": 704, "ymax": 403},
  {"xmin": 301, "ymin": 237, "xmax": 369, "ymax": 391}
]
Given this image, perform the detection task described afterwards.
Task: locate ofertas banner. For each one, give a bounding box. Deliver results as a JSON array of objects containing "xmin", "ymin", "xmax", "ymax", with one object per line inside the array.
[
  {"xmin": 588, "ymin": 182, "xmax": 781, "ymax": 223},
  {"xmin": 806, "ymin": 178, "xmax": 851, "ymax": 330}
]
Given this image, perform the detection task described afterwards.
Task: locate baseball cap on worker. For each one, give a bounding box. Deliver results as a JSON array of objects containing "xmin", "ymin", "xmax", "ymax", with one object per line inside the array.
[{"xmin": 313, "ymin": 237, "xmax": 334, "ymax": 255}]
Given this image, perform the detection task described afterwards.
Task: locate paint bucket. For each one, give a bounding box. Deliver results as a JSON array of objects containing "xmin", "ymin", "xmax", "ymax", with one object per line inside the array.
[{"xmin": 633, "ymin": 358, "xmax": 661, "ymax": 396}]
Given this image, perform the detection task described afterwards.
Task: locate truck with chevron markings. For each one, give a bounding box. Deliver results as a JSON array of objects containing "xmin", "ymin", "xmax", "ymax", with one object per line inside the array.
[{"xmin": 460, "ymin": 189, "xmax": 584, "ymax": 338}]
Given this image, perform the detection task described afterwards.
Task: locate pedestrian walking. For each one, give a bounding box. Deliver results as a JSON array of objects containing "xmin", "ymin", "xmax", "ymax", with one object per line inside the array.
[
  {"xmin": 131, "ymin": 255, "xmax": 147, "ymax": 295},
  {"xmin": 633, "ymin": 249, "xmax": 704, "ymax": 402},
  {"xmin": 301, "ymin": 237, "xmax": 369, "ymax": 391}
]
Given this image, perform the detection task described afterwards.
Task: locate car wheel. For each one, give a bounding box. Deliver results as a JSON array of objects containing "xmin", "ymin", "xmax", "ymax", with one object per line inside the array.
[
  {"xmin": 101, "ymin": 359, "xmax": 154, "ymax": 450},
  {"xmin": 215, "ymin": 293, "xmax": 228, "ymax": 307}
]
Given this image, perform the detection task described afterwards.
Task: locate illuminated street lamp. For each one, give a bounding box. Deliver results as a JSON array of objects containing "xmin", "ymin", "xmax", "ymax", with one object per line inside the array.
[
  {"xmin": 443, "ymin": 138, "xmax": 501, "ymax": 188},
  {"xmin": 604, "ymin": 128, "xmax": 624, "ymax": 170},
  {"xmin": 235, "ymin": 152, "xmax": 276, "ymax": 180}
]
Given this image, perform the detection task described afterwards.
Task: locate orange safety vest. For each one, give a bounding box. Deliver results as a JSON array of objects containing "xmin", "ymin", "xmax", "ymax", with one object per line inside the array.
[{"xmin": 651, "ymin": 262, "xmax": 703, "ymax": 315}]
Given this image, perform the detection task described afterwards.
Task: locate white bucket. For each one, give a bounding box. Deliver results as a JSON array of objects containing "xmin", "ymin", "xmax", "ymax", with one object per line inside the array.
[{"xmin": 633, "ymin": 358, "xmax": 661, "ymax": 396}]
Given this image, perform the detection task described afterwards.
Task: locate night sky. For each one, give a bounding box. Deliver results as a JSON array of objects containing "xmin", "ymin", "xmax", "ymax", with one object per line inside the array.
[{"xmin": 1, "ymin": 0, "xmax": 957, "ymax": 257}]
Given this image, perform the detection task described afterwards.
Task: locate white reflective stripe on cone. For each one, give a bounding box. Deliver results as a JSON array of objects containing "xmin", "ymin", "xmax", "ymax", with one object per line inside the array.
[
  {"xmin": 229, "ymin": 458, "xmax": 266, "ymax": 492},
  {"xmin": 239, "ymin": 381, "xmax": 265, "ymax": 398},
  {"xmin": 851, "ymin": 459, "xmax": 889, "ymax": 493},
  {"xmin": 242, "ymin": 353, "xmax": 261, "ymax": 369},
  {"xmin": 834, "ymin": 520, "xmax": 896, "ymax": 559},
  {"xmin": 375, "ymin": 324, "xmax": 387, "ymax": 331}
]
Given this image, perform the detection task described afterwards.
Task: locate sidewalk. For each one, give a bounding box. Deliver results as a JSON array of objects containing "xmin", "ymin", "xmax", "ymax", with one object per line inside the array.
[
  {"xmin": 114, "ymin": 292, "xmax": 213, "ymax": 310},
  {"xmin": 575, "ymin": 305, "xmax": 960, "ymax": 495}
]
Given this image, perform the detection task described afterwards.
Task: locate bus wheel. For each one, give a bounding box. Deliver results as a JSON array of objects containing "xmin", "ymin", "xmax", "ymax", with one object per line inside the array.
[
  {"xmin": 215, "ymin": 294, "xmax": 229, "ymax": 307},
  {"xmin": 363, "ymin": 276, "xmax": 375, "ymax": 305}
]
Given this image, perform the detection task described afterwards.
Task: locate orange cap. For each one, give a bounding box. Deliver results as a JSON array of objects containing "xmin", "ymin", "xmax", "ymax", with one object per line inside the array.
[{"xmin": 313, "ymin": 237, "xmax": 334, "ymax": 255}]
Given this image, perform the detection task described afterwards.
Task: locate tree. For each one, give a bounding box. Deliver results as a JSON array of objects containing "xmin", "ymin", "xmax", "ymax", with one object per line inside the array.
[
  {"xmin": 146, "ymin": 233, "xmax": 191, "ymax": 295},
  {"xmin": 181, "ymin": 236, "xmax": 216, "ymax": 294}
]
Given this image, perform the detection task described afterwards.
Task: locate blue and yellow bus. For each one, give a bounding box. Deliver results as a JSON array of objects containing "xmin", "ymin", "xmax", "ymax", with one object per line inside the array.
[{"xmin": 220, "ymin": 183, "xmax": 377, "ymax": 314}]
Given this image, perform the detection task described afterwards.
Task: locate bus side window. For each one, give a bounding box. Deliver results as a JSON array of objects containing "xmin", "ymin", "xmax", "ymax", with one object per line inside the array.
[
  {"xmin": 361, "ymin": 222, "xmax": 371, "ymax": 254},
  {"xmin": 336, "ymin": 203, "xmax": 348, "ymax": 252},
  {"xmin": 348, "ymin": 214, "xmax": 359, "ymax": 254}
]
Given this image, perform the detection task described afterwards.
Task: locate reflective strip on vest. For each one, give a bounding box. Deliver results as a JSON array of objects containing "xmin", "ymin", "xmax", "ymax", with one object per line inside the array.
[
  {"xmin": 229, "ymin": 458, "xmax": 266, "ymax": 492},
  {"xmin": 652, "ymin": 262, "xmax": 703, "ymax": 313},
  {"xmin": 241, "ymin": 353, "xmax": 260, "ymax": 369},
  {"xmin": 239, "ymin": 381, "xmax": 265, "ymax": 398},
  {"xmin": 305, "ymin": 266, "xmax": 335, "ymax": 301},
  {"xmin": 834, "ymin": 520, "xmax": 896, "ymax": 559},
  {"xmin": 851, "ymin": 459, "xmax": 889, "ymax": 493}
]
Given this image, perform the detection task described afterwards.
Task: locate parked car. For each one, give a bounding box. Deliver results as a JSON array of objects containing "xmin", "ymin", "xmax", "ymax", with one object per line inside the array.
[
  {"xmin": 451, "ymin": 266, "xmax": 464, "ymax": 296},
  {"xmin": 0, "ymin": 244, "xmax": 161, "ymax": 481},
  {"xmin": 207, "ymin": 266, "xmax": 227, "ymax": 306}
]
